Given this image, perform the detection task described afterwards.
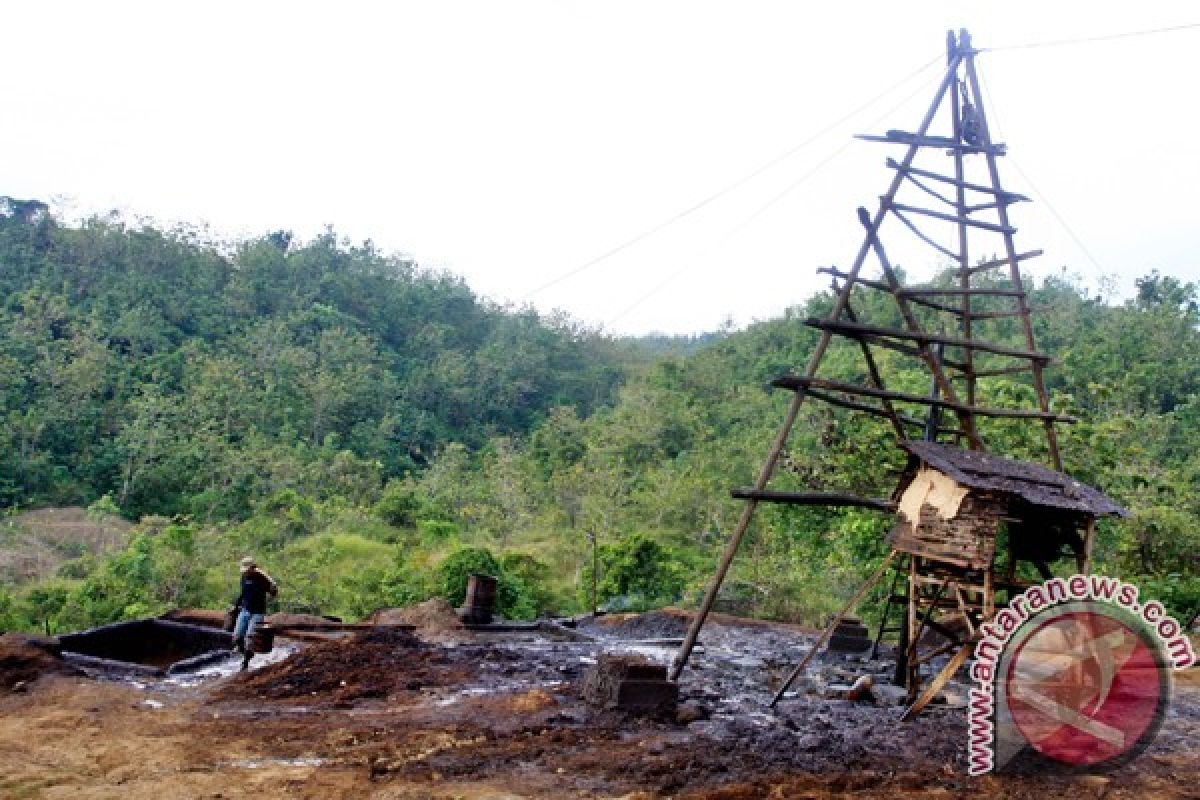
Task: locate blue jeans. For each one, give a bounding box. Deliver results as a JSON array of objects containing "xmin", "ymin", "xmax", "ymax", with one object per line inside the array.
[{"xmin": 233, "ymin": 609, "xmax": 264, "ymax": 649}]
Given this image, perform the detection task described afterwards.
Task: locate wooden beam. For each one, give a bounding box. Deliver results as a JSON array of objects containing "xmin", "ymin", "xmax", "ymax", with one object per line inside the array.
[
  {"xmin": 901, "ymin": 642, "xmax": 973, "ymax": 720},
  {"xmin": 963, "ymin": 249, "xmax": 1043, "ymax": 277},
  {"xmin": 842, "ymin": 297, "xmax": 909, "ymax": 441},
  {"xmin": 899, "ymin": 170, "xmax": 957, "ymax": 208},
  {"xmin": 805, "ymin": 387, "xmax": 926, "ymax": 426},
  {"xmin": 820, "ymin": 268, "xmax": 1045, "ymax": 319},
  {"xmin": 962, "ymin": 46, "xmax": 1063, "ymax": 471},
  {"xmin": 963, "ymin": 363, "xmax": 1038, "ymax": 378},
  {"xmin": 772, "ymin": 375, "xmax": 1078, "ymax": 423},
  {"xmin": 804, "ymin": 317, "xmax": 1053, "ymax": 362},
  {"xmin": 730, "ymin": 489, "xmax": 896, "ymax": 513},
  {"xmin": 899, "ymin": 287, "xmax": 1026, "ymax": 298},
  {"xmin": 859, "ymin": 132, "xmax": 1004, "ymax": 156},
  {"xmin": 957, "ymin": 307, "xmax": 1046, "ymax": 320},
  {"xmin": 887, "ymin": 158, "xmax": 1025, "ymax": 199},
  {"xmin": 1078, "ymin": 518, "xmax": 1096, "ymax": 573},
  {"xmin": 964, "ymin": 197, "xmax": 1026, "ymax": 213},
  {"xmin": 856, "ymin": 206, "xmax": 985, "ymax": 447},
  {"xmin": 770, "ymin": 550, "xmax": 898, "ymax": 707},
  {"xmin": 889, "ymin": 202, "xmax": 1016, "ymax": 234},
  {"xmin": 818, "ymin": 267, "xmax": 963, "ymax": 315},
  {"xmin": 891, "ymin": 208, "xmax": 960, "ymax": 261}
]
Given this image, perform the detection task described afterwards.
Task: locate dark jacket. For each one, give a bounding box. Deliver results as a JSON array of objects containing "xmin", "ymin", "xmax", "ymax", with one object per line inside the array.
[{"xmin": 235, "ymin": 569, "xmax": 278, "ymax": 615}]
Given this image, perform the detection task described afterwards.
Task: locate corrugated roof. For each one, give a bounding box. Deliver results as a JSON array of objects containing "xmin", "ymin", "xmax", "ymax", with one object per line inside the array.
[{"xmin": 901, "ymin": 441, "xmax": 1128, "ymax": 517}]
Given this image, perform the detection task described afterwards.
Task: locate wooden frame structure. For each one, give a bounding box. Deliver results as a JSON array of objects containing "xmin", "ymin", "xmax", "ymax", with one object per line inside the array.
[{"xmin": 670, "ymin": 29, "xmax": 1124, "ymax": 715}]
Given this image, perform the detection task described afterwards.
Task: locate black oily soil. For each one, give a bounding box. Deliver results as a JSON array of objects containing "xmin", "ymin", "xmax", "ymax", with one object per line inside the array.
[{"xmin": 215, "ymin": 627, "xmax": 471, "ymax": 705}]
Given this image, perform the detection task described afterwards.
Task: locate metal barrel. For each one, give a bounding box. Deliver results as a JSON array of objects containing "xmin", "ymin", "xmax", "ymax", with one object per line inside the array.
[
  {"xmin": 462, "ymin": 573, "xmax": 498, "ymax": 624},
  {"xmin": 248, "ymin": 624, "xmax": 275, "ymax": 653}
]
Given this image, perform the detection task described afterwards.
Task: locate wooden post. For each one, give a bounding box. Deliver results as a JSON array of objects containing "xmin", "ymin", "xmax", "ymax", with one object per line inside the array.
[
  {"xmin": 905, "ymin": 556, "xmax": 919, "ymax": 691},
  {"xmin": 950, "ymin": 60, "xmax": 976, "ymax": 411},
  {"xmin": 838, "ymin": 293, "xmax": 908, "ymax": 441},
  {"xmin": 589, "ymin": 530, "xmax": 598, "ymax": 616},
  {"xmin": 901, "ymin": 642, "xmax": 973, "ymax": 721},
  {"xmin": 960, "ymin": 31, "xmax": 1062, "ymax": 470},
  {"xmin": 769, "ymin": 549, "xmax": 896, "ymax": 706},
  {"xmin": 1079, "ymin": 517, "xmax": 1096, "ymax": 573}
]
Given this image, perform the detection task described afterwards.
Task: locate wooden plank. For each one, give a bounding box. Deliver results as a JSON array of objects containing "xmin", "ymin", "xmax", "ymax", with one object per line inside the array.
[
  {"xmin": 890, "ymin": 202, "xmax": 1016, "ymax": 234},
  {"xmin": 772, "ymin": 375, "xmax": 1078, "ymax": 423},
  {"xmin": 730, "ymin": 489, "xmax": 896, "ymax": 513},
  {"xmin": 769, "ymin": 550, "xmax": 897, "ymax": 708},
  {"xmin": 886, "ymin": 158, "xmax": 1025, "ymax": 198},
  {"xmin": 803, "ymin": 317, "xmax": 1053, "ymax": 362}
]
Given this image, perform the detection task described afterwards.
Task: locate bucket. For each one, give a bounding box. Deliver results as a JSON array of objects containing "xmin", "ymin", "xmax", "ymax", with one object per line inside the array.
[
  {"xmin": 248, "ymin": 624, "xmax": 275, "ymax": 654},
  {"xmin": 462, "ymin": 573, "xmax": 498, "ymax": 624}
]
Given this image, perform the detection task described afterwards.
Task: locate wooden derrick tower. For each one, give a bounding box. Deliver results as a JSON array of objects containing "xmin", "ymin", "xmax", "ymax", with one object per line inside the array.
[{"xmin": 670, "ymin": 29, "xmax": 1126, "ymax": 716}]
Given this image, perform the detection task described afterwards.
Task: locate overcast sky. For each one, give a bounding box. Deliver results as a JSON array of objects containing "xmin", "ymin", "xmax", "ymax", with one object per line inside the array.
[{"xmin": 3, "ymin": 2, "xmax": 1197, "ymax": 335}]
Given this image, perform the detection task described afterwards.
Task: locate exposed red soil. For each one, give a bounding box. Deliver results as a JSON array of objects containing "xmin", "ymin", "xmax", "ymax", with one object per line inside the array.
[
  {"xmin": 365, "ymin": 598, "xmax": 469, "ymax": 643},
  {"xmin": 0, "ymin": 633, "xmax": 80, "ymax": 689}
]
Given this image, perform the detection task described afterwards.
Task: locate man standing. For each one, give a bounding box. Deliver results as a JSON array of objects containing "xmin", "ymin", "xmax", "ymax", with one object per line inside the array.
[{"xmin": 231, "ymin": 556, "xmax": 278, "ymax": 671}]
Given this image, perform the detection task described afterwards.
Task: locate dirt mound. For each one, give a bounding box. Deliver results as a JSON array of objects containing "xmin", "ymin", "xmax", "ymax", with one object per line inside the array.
[
  {"xmin": 215, "ymin": 626, "xmax": 470, "ymax": 706},
  {"xmin": 366, "ymin": 598, "xmax": 468, "ymax": 643},
  {"xmin": 367, "ymin": 598, "xmax": 463, "ymax": 630},
  {"xmin": 587, "ymin": 609, "xmax": 693, "ymax": 639},
  {"xmin": 0, "ymin": 633, "xmax": 79, "ymax": 688}
]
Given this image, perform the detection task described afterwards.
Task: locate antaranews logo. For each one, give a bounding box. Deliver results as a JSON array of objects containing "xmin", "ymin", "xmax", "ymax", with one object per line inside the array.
[{"xmin": 967, "ymin": 575, "xmax": 1196, "ymax": 775}]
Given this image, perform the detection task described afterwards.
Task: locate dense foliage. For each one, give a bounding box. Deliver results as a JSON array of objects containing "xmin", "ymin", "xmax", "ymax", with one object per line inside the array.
[{"xmin": 1, "ymin": 200, "xmax": 1196, "ymax": 634}]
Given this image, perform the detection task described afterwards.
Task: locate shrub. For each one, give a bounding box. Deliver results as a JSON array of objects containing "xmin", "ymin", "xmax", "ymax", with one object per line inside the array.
[
  {"xmin": 583, "ymin": 532, "xmax": 685, "ymax": 612},
  {"xmin": 375, "ymin": 479, "xmax": 421, "ymax": 528},
  {"xmin": 436, "ymin": 546, "xmax": 536, "ymax": 620}
]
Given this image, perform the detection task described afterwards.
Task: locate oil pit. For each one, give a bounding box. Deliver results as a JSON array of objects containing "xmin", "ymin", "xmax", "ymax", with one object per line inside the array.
[{"xmin": 59, "ymin": 618, "xmax": 235, "ymax": 677}]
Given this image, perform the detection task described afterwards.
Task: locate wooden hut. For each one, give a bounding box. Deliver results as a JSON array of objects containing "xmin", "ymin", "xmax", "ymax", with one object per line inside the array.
[
  {"xmin": 884, "ymin": 440, "xmax": 1127, "ymax": 702},
  {"xmin": 890, "ymin": 440, "xmax": 1126, "ymax": 579}
]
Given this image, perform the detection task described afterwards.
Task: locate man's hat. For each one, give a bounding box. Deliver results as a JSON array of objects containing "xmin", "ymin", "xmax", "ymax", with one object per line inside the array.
[{"xmin": 240, "ymin": 557, "xmax": 256, "ymax": 570}]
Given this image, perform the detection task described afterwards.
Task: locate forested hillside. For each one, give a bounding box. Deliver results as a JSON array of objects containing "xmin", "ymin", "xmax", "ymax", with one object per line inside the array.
[
  {"xmin": 0, "ymin": 198, "xmax": 627, "ymax": 518},
  {"xmin": 1, "ymin": 199, "xmax": 1196, "ymax": 633}
]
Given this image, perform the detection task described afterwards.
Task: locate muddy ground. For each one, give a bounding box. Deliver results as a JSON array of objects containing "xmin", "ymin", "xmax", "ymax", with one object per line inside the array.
[{"xmin": 0, "ymin": 607, "xmax": 1196, "ymax": 799}]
